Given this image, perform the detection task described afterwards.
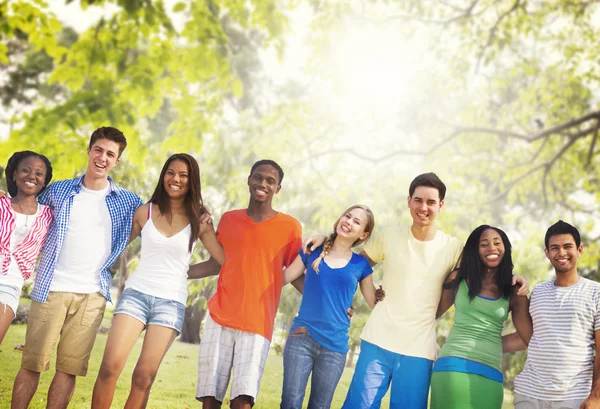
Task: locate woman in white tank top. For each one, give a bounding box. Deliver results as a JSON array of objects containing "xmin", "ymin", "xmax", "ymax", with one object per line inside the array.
[{"xmin": 92, "ymin": 154, "xmax": 225, "ymax": 409}]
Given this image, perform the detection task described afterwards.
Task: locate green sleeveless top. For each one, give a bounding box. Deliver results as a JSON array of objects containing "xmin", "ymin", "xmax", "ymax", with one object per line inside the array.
[{"xmin": 439, "ymin": 280, "xmax": 509, "ymax": 371}]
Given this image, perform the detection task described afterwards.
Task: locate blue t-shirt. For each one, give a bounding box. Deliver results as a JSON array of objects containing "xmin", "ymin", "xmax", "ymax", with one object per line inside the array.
[{"xmin": 290, "ymin": 245, "xmax": 373, "ymax": 353}]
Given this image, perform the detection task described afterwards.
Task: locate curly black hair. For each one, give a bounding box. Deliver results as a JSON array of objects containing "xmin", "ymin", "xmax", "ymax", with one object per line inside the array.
[{"xmin": 5, "ymin": 151, "xmax": 53, "ymax": 197}]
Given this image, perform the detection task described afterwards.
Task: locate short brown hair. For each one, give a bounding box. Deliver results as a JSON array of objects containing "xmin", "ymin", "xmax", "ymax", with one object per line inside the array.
[
  {"xmin": 88, "ymin": 127, "xmax": 127, "ymax": 157},
  {"xmin": 409, "ymin": 172, "xmax": 447, "ymax": 200}
]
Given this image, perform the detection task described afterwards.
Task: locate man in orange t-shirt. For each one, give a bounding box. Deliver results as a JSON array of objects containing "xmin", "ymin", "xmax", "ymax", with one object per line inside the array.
[{"xmin": 189, "ymin": 159, "xmax": 302, "ymax": 409}]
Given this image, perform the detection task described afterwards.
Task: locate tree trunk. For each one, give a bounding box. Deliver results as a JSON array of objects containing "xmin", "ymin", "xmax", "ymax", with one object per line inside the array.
[
  {"xmin": 346, "ymin": 345, "xmax": 356, "ymax": 368},
  {"xmin": 180, "ymin": 301, "xmax": 206, "ymax": 344}
]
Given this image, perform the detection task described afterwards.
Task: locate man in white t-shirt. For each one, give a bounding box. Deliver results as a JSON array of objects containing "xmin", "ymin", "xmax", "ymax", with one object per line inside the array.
[
  {"xmin": 511, "ymin": 221, "xmax": 600, "ymax": 409},
  {"xmin": 11, "ymin": 127, "xmax": 142, "ymax": 409}
]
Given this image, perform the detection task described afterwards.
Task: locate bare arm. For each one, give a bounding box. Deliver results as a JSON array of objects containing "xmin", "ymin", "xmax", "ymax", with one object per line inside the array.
[
  {"xmin": 188, "ymin": 257, "xmax": 221, "ymax": 280},
  {"xmin": 128, "ymin": 204, "xmax": 148, "ymax": 244},
  {"xmin": 580, "ymin": 331, "xmax": 600, "ymax": 408},
  {"xmin": 359, "ymin": 274, "xmax": 377, "ymax": 309},
  {"xmin": 198, "ymin": 222, "xmax": 225, "ymax": 265},
  {"xmin": 510, "ymin": 290, "xmax": 532, "ymax": 346},
  {"xmin": 283, "ymin": 255, "xmax": 306, "ymax": 285},
  {"xmin": 436, "ymin": 270, "xmax": 459, "ymax": 319},
  {"xmin": 290, "ymin": 274, "xmax": 305, "ymax": 294},
  {"xmin": 502, "ymin": 332, "xmax": 528, "ymax": 353}
]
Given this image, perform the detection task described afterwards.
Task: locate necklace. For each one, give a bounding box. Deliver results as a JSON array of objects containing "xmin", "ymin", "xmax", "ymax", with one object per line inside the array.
[{"xmin": 13, "ymin": 199, "xmax": 37, "ymax": 234}]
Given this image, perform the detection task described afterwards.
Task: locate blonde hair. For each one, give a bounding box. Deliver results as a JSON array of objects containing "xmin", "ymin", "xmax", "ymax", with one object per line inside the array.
[{"xmin": 312, "ymin": 205, "xmax": 375, "ymax": 273}]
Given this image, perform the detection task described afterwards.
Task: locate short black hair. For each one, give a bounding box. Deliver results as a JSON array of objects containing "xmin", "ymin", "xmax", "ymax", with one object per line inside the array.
[
  {"xmin": 5, "ymin": 151, "xmax": 53, "ymax": 197},
  {"xmin": 409, "ymin": 172, "xmax": 447, "ymax": 200},
  {"xmin": 250, "ymin": 159, "xmax": 284, "ymax": 184},
  {"xmin": 545, "ymin": 220, "xmax": 581, "ymax": 249}
]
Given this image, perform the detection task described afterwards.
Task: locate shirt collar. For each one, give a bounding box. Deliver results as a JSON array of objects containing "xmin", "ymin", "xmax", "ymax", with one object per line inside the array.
[{"xmin": 73, "ymin": 175, "xmax": 121, "ymax": 196}]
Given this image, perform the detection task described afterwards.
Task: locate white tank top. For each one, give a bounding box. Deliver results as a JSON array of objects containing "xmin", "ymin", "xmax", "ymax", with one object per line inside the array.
[{"xmin": 126, "ymin": 205, "xmax": 193, "ymax": 305}]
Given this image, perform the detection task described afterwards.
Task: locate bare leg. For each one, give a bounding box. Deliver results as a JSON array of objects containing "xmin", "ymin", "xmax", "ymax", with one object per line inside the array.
[
  {"xmin": 0, "ymin": 303, "xmax": 15, "ymax": 344},
  {"xmin": 91, "ymin": 314, "xmax": 145, "ymax": 409},
  {"xmin": 11, "ymin": 368, "xmax": 40, "ymax": 409},
  {"xmin": 123, "ymin": 324, "xmax": 177, "ymax": 409},
  {"xmin": 202, "ymin": 397, "xmax": 223, "ymax": 409},
  {"xmin": 46, "ymin": 370, "xmax": 76, "ymax": 409},
  {"xmin": 231, "ymin": 395, "xmax": 253, "ymax": 409}
]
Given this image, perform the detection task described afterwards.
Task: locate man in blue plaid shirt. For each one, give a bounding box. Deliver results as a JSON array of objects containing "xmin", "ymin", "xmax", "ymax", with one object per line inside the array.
[{"xmin": 11, "ymin": 127, "xmax": 142, "ymax": 409}]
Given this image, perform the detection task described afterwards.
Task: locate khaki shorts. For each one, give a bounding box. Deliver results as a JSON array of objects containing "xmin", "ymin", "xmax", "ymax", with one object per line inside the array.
[
  {"xmin": 22, "ymin": 291, "xmax": 106, "ymax": 376},
  {"xmin": 514, "ymin": 392, "xmax": 585, "ymax": 409}
]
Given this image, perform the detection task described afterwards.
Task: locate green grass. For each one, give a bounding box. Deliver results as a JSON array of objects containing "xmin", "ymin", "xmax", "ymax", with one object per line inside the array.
[{"xmin": 1, "ymin": 322, "xmax": 514, "ymax": 408}]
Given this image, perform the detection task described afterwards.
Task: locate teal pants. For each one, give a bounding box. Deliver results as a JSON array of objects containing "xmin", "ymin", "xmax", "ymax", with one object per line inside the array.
[{"xmin": 430, "ymin": 371, "xmax": 504, "ymax": 409}]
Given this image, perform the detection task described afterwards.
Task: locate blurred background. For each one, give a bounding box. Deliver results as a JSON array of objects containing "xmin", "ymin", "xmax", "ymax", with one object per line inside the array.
[{"xmin": 1, "ymin": 0, "xmax": 599, "ymax": 404}]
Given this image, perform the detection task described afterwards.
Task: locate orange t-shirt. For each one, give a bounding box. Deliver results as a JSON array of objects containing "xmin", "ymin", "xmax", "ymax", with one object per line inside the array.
[{"xmin": 208, "ymin": 209, "xmax": 302, "ymax": 340}]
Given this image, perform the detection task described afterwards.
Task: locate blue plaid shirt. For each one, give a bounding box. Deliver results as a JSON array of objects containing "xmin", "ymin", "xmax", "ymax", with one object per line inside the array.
[{"xmin": 30, "ymin": 176, "xmax": 142, "ymax": 303}]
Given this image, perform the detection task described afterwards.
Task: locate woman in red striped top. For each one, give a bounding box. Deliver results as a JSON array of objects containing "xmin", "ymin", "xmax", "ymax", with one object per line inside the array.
[{"xmin": 0, "ymin": 151, "xmax": 53, "ymax": 343}]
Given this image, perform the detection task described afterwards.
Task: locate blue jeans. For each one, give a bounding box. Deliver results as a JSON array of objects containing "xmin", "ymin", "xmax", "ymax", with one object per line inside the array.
[
  {"xmin": 281, "ymin": 331, "xmax": 346, "ymax": 409},
  {"xmin": 342, "ymin": 340, "xmax": 433, "ymax": 409}
]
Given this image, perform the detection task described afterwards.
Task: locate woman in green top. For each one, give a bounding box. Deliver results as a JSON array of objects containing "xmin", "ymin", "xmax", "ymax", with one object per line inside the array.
[{"xmin": 431, "ymin": 225, "xmax": 533, "ymax": 409}]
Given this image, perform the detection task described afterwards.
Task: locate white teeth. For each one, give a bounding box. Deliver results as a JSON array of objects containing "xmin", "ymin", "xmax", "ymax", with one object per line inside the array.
[
  {"xmin": 486, "ymin": 254, "xmax": 499, "ymax": 260},
  {"xmin": 25, "ymin": 182, "xmax": 36, "ymax": 187},
  {"xmin": 169, "ymin": 185, "xmax": 181, "ymax": 190}
]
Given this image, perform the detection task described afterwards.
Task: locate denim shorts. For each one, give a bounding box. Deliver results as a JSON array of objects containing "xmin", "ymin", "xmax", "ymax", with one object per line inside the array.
[
  {"xmin": 0, "ymin": 283, "xmax": 20, "ymax": 318},
  {"xmin": 114, "ymin": 288, "xmax": 185, "ymax": 334}
]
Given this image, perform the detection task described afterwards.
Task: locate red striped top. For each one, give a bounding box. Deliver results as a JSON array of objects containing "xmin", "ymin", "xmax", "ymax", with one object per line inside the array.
[{"xmin": 0, "ymin": 196, "xmax": 53, "ymax": 279}]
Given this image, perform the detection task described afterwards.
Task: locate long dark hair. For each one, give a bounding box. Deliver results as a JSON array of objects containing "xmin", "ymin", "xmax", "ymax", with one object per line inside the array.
[
  {"xmin": 456, "ymin": 225, "xmax": 514, "ymax": 300},
  {"xmin": 5, "ymin": 151, "xmax": 53, "ymax": 197},
  {"xmin": 149, "ymin": 154, "xmax": 204, "ymax": 252}
]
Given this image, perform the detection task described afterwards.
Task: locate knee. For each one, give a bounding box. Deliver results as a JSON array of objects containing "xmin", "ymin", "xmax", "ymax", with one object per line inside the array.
[
  {"xmin": 97, "ymin": 360, "xmax": 123, "ymax": 382},
  {"xmin": 131, "ymin": 367, "xmax": 157, "ymax": 391}
]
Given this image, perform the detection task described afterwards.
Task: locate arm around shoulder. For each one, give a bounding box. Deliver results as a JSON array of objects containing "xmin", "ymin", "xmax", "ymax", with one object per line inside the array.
[{"xmin": 188, "ymin": 257, "xmax": 221, "ymax": 280}]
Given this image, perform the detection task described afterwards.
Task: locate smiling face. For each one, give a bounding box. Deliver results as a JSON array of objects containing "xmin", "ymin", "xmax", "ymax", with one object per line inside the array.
[
  {"xmin": 86, "ymin": 138, "xmax": 120, "ymax": 179},
  {"xmin": 13, "ymin": 156, "xmax": 47, "ymax": 197},
  {"xmin": 335, "ymin": 207, "xmax": 371, "ymax": 243},
  {"xmin": 407, "ymin": 186, "xmax": 444, "ymax": 227},
  {"xmin": 163, "ymin": 159, "xmax": 190, "ymax": 200},
  {"xmin": 545, "ymin": 234, "xmax": 582, "ymax": 275},
  {"xmin": 247, "ymin": 164, "xmax": 281, "ymax": 203},
  {"xmin": 478, "ymin": 228, "xmax": 505, "ymax": 269}
]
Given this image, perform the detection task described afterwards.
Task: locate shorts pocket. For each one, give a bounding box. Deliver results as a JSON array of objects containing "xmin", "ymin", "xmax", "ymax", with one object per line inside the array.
[
  {"xmin": 81, "ymin": 294, "xmax": 106, "ymax": 327},
  {"xmin": 28, "ymin": 299, "xmax": 50, "ymax": 322}
]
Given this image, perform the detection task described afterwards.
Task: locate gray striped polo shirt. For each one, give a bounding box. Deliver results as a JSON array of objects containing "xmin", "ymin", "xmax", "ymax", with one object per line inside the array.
[{"xmin": 514, "ymin": 277, "xmax": 600, "ymax": 401}]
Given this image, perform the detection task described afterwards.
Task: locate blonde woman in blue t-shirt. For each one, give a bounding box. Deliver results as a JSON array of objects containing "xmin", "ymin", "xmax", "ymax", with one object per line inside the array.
[{"xmin": 280, "ymin": 205, "xmax": 382, "ymax": 409}]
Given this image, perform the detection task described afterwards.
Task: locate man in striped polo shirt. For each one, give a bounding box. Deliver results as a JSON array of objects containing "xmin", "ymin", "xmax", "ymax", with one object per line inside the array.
[{"xmin": 513, "ymin": 221, "xmax": 600, "ymax": 409}]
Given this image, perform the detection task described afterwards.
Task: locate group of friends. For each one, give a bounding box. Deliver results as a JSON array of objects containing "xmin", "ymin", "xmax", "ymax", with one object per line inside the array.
[{"xmin": 0, "ymin": 126, "xmax": 599, "ymax": 409}]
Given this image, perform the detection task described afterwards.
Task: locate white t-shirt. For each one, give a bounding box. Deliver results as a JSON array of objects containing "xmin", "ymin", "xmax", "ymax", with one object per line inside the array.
[
  {"xmin": 0, "ymin": 209, "xmax": 40, "ymax": 289},
  {"xmin": 514, "ymin": 277, "xmax": 600, "ymax": 401},
  {"xmin": 361, "ymin": 225, "xmax": 463, "ymax": 360},
  {"xmin": 50, "ymin": 184, "xmax": 111, "ymax": 294}
]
